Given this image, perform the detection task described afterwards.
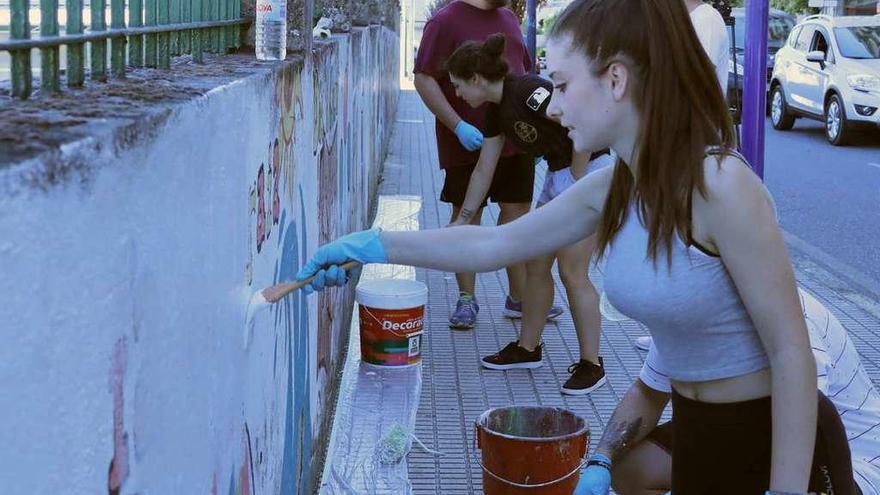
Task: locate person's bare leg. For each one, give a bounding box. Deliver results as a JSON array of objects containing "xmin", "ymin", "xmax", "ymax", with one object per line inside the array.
[
  {"xmin": 557, "ymin": 234, "xmax": 600, "ymax": 363},
  {"xmin": 497, "ymin": 202, "xmax": 530, "ymax": 301},
  {"xmin": 450, "ymin": 205, "xmax": 483, "ymax": 296},
  {"xmin": 611, "ymin": 440, "xmax": 672, "ymax": 495},
  {"xmin": 518, "ymin": 254, "xmax": 557, "ymax": 351}
]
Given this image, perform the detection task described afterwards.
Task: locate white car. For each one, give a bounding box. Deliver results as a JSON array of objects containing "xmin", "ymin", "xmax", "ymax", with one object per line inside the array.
[{"xmin": 770, "ymin": 15, "xmax": 880, "ymax": 145}]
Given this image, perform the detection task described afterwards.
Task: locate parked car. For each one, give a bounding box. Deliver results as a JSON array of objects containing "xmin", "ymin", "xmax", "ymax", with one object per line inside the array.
[
  {"xmin": 726, "ymin": 8, "xmax": 797, "ymax": 112},
  {"xmin": 770, "ymin": 15, "xmax": 880, "ymax": 145}
]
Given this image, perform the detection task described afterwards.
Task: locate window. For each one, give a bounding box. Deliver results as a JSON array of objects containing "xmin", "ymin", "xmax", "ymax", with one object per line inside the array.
[
  {"xmin": 768, "ymin": 16, "xmax": 796, "ymax": 49},
  {"xmin": 789, "ymin": 26, "xmax": 803, "ymax": 48},
  {"xmin": 833, "ymin": 26, "xmax": 880, "ymax": 59},
  {"xmin": 812, "ymin": 29, "xmax": 831, "ymax": 60},
  {"xmin": 794, "ymin": 25, "xmax": 818, "ymax": 52},
  {"xmin": 729, "ymin": 15, "xmax": 795, "ymax": 51}
]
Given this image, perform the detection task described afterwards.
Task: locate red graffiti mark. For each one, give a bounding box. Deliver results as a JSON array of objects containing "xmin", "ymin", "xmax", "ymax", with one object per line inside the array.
[
  {"xmin": 237, "ymin": 430, "xmax": 253, "ymax": 495},
  {"xmin": 108, "ymin": 337, "xmax": 129, "ymax": 495},
  {"xmin": 256, "ymin": 164, "xmax": 266, "ymax": 253},
  {"xmin": 211, "ymin": 472, "xmax": 218, "ymax": 495}
]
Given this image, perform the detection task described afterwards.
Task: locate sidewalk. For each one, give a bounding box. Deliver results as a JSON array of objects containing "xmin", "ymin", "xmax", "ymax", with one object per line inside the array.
[{"xmin": 378, "ymin": 89, "xmax": 880, "ymax": 494}]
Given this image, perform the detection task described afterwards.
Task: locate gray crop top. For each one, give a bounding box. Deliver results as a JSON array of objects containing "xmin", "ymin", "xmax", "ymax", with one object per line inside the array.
[{"xmin": 602, "ymin": 197, "xmax": 771, "ymax": 383}]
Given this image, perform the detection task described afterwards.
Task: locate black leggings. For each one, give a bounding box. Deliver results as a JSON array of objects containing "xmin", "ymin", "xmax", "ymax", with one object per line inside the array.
[{"xmin": 670, "ymin": 389, "xmax": 858, "ymax": 494}]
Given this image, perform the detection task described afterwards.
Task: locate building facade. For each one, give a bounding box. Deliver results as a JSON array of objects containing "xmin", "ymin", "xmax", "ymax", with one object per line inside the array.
[{"xmin": 810, "ymin": 0, "xmax": 879, "ymax": 16}]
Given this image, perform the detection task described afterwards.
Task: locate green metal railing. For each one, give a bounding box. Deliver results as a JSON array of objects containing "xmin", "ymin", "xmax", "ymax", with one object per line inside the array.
[{"xmin": 1, "ymin": 0, "xmax": 246, "ymax": 98}]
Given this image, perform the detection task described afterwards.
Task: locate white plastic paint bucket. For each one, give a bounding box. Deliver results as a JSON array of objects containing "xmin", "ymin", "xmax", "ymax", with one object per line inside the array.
[{"xmin": 356, "ymin": 279, "xmax": 428, "ymax": 367}]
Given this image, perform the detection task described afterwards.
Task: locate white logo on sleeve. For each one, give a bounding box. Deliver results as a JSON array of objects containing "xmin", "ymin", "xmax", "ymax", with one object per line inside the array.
[{"xmin": 526, "ymin": 87, "xmax": 551, "ymax": 111}]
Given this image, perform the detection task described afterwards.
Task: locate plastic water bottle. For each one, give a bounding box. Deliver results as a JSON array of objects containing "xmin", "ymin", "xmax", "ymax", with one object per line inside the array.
[{"xmin": 255, "ymin": 0, "xmax": 287, "ymax": 61}]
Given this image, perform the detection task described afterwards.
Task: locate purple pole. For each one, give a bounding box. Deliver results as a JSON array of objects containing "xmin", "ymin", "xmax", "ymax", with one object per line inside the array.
[
  {"xmin": 741, "ymin": 0, "xmax": 769, "ymax": 179},
  {"xmin": 526, "ymin": 0, "xmax": 537, "ymax": 73}
]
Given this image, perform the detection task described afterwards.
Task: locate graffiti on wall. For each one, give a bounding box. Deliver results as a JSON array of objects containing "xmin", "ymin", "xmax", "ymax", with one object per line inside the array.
[
  {"xmin": 210, "ymin": 424, "xmax": 255, "ymax": 495},
  {"xmin": 250, "ymin": 139, "xmax": 283, "ymax": 254},
  {"xmin": 278, "ymin": 65, "xmax": 306, "ymax": 208},
  {"xmin": 274, "ymin": 195, "xmax": 312, "ymax": 495},
  {"xmin": 314, "ymin": 44, "xmax": 342, "ymax": 391},
  {"xmin": 248, "ymin": 62, "xmax": 304, "ymax": 273},
  {"xmin": 231, "ymin": 424, "xmax": 255, "ymax": 495},
  {"xmin": 241, "ymin": 29, "xmax": 399, "ymax": 494},
  {"xmin": 240, "ymin": 59, "xmax": 311, "ymax": 495}
]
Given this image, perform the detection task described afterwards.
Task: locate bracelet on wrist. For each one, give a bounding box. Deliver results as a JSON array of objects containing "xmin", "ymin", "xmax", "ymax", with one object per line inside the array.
[{"xmin": 586, "ymin": 454, "xmax": 612, "ymax": 472}]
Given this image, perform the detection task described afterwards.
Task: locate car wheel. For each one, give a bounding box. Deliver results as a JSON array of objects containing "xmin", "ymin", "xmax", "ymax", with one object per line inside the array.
[
  {"xmin": 770, "ymin": 85, "xmax": 795, "ymax": 131},
  {"xmin": 825, "ymin": 93, "xmax": 851, "ymax": 146}
]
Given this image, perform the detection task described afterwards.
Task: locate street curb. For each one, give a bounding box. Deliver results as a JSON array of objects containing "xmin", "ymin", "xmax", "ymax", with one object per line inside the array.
[{"xmin": 783, "ymin": 229, "xmax": 880, "ymax": 320}]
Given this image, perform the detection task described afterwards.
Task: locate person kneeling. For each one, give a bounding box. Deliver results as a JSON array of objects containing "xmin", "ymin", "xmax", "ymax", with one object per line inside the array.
[{"xmin": 579, "ymin": 290, "xmax": 878, "ymax": 495}]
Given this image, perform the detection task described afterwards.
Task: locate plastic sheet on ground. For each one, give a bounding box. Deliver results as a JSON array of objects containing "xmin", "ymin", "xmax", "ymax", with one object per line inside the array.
[
  {"xmin": 319, "ymin": 195, "xmax": 424, "ymax": 495},
  {"xmin": 320, "ymin": 311, "xmax": 423, "ymax": 494}
]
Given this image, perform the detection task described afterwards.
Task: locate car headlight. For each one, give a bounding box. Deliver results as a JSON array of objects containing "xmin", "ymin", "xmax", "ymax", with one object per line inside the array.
[{"xmin": 846, "ymin": 74, "xmax": 880, "ymax": 92}]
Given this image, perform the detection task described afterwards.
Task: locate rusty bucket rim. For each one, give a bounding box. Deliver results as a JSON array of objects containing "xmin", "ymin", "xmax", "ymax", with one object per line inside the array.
[{"xmin": 475, "ymin": 405, "xmax": 589, "ymax": 443}]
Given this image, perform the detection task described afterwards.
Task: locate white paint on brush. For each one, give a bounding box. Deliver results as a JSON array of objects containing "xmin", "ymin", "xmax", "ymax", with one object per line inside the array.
[{"xmin": 243, "ymin": 291, "xmax": 270, "ymax": 349}]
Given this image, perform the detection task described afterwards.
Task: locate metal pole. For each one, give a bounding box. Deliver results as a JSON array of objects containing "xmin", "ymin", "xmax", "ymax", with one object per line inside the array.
[
  {"xmin": 742, "ymin": 0, "xmax": 769, "ymax": 180},
  {"xmin": 729, "ymin": 8, "xmax": 741, "ymax": 148},
  {"xmin": 526, "ymin": 0, "xmax": 536, "ymax": 73}
]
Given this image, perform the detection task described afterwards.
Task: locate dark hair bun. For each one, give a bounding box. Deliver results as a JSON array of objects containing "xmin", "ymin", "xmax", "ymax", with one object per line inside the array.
[
  {"xmin": 445, "ymin": 32, "xmax": 510, "ymax": 82},
  {"xmin": 483, "ymin": 33, "xmax": 507, "ymax": 57}
]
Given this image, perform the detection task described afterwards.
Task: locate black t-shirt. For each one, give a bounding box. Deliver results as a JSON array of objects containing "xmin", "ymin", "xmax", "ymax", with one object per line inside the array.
[{"xmin": 485, "ymin": 75, "xmax": 573, "ymax": 172}]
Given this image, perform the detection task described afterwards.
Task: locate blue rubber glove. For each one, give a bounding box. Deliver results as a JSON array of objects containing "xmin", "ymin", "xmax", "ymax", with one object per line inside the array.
[
  {"xmin": 295, "ymin": 229, "xmax": 388, "ymax": 294},
  {"xmin": 574, "ymin": 454, "xmax": 612, "ymax": 495},
  {"xmin": 454, "ymin": 120, "xmax": 484, "ymax": 151}
]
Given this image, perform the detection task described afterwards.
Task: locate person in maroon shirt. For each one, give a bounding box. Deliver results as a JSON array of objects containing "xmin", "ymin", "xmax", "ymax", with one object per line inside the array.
[
  {"xmin": 444, "ymin": 34, "xmax": 613, "ymax": 396},
  {"xmin": 414, "ymin": 0, "xmax": 542, "ymax": 330}
]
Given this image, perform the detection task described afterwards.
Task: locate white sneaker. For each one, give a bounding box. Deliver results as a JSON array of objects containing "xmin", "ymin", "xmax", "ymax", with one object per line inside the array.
[{"xmin": 634, "ymin": 336, "xmax": 652, "ymax": 351}]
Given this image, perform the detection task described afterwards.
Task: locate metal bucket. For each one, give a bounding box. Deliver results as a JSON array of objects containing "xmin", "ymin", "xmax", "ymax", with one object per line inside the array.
[{"xmin": 475, "ymin": 406, "xmax": 589, "ymax": 494}]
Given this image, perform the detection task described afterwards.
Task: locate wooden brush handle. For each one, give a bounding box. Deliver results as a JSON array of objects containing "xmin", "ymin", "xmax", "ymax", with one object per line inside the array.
[{"xmin": 261, "ymin": 260, "xmax": 361, "ymax": 303}]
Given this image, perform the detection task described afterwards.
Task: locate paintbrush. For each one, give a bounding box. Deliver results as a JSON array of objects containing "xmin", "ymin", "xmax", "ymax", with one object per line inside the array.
[{"xmin": 243, "ymin": 260, "xmax": 360, "ymax": 348}]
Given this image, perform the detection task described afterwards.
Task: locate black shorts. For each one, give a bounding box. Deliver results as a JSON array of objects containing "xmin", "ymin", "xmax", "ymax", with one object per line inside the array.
[
  {"xmin": 655, "ymin": 389, "xmax": 859, "ymax": 494},
  {"xmin": 440, "ymin": 154, "xmax": 535, "ymax": 207}
]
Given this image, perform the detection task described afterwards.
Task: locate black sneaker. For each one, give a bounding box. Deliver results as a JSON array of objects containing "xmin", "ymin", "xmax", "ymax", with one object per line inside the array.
[
  {"xmin": 561, "ymin": 357, "xmax": 607, "ymax": 395},
  {"xmin": 481, "ymin": 341, "xmax": 544, "ymax": 370}
]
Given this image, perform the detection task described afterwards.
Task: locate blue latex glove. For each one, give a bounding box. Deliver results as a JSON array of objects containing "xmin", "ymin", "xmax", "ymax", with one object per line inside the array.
[
  {"xmin": 295, "ymin": 229, "xmax": 388, "ymax": 294},
  {"xmin": 454, "ymin": 120, "xmax": 484, "ymax": 151},
  {"xmin": 574, "ymin": 454, "xmax": 612, "ymax": 495}
]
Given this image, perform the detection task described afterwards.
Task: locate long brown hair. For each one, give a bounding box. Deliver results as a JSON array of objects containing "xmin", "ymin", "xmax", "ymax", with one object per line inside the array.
[
  {"xmin": 550, "ymin": 0, "xmax": 736, "ymax": 264},
  {"xmin": 445, "ymin": 33, "xmax": 509, "ymax": 81}
]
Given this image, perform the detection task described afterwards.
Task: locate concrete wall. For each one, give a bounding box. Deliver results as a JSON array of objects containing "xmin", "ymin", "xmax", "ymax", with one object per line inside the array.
[{"xmin": 0, "ymin": 26, "xmax": 399, "ymax": 495}]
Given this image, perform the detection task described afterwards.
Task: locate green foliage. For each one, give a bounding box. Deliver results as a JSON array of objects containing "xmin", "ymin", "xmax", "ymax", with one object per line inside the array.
[
  {"xmin": 770, "ymin": 0, "xmax": 818, "ymax": 14},
  {"xmin": 509, "ymin": 0, "xmax": 549, "ymax": 22},
  {"xmin": 727, "ymin": 0, "xmax": 818, "ymax": 15},
  {"xmin": 538, "ymin": 12, "xmax": 558, "ymax": 35}
]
